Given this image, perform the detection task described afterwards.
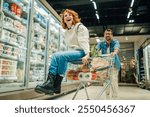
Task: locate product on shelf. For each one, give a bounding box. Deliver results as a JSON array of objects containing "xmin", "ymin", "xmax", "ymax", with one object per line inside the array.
[
  {"xmin": 16, "ymin": 6, "xmax": 22, "ymax": 17},
  {"xmin": 0, "ymin": 59, "xmax": 17, "ymax": 78},
  {"xmin": 12, "ymin": 47, "xmax": 19, "ymax": 57},
  {"xmin": 13, "ymin": 20, "xmax": 22, "ymax": 33},
  {"xmin": 9, "ymin": 33, "xmax": 18, "ymax": 44},
  {"xmin": 3, "ymin": 2, "xmax": 9, "ymax": 10},
  {"xmin": 3, "ymin": 16, "xmax": 14, "ymax": 28},
  {"xmin": 2, "ymin": 29, "xmax": 10, "ymax": 41},
  {"xmin": 11, "ymin": 3, "xmax": 17, "ymax": 14},
  {"xmin": 0, "ymin": 43, "xmax": 4, "ymax": 55},
  {"xmin": 3, "ymin": 45, "xmax": 12, "ymax": 55},
  {"xmin": 17, "ymin": 36, "xmax": 26, "ymax": 47}
]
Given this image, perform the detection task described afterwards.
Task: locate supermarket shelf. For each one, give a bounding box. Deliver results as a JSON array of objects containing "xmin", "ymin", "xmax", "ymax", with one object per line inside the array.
[
  {"xmin": 0, "ymin": 54, "xmax": 17, "ymax": 61},
  {"xmin": 0, "ymin": 38, "xmax": 19, "ymax": 47},
  {"xmin": 6, "ymin": 0, "xmax": 23, "ymax": 8},
  {"xmin": 3, "ymin": 26, "xmax": 26, "ymax": 38},
  {"xmin": 3, "ymin": 9, "xmax": 22, "ymax": 22}
]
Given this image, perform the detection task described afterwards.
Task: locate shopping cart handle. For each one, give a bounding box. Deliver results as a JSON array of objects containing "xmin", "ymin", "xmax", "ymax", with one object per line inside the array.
[
  {"xmin": 94, "ymin": 66, "xmax": 111, "ymax": 72},
  {"xmin": 99, "ymin": 54, "xmax": 110, "ymax": 57}
]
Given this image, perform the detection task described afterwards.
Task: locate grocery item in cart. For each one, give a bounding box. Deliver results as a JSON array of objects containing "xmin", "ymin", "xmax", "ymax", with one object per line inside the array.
[
  {"xmin": 90, "ymin": 58, "xmax": 109, "ymax": 71},
  {"xmin": 90, "ymin": 57, "xmax": 109, "ymax": 82}
]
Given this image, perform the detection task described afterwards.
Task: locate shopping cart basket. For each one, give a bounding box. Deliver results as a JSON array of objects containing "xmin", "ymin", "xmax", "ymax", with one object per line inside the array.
[{"xmin": 71, "ymin": 54, "xmax": 115, "ymax": 100}]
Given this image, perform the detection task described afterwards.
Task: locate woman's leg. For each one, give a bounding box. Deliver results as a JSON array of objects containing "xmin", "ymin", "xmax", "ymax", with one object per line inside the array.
[
  {"xmin": 51, "ymin": 50, "xmax": 85, "ymax": 94},
  {"xmin": 35, "ymin": 50, "xmax": 85, "ymax": 94},
  {"xmin": 49, "ymin": 50, "xmax": 85, "ymax": 75}
]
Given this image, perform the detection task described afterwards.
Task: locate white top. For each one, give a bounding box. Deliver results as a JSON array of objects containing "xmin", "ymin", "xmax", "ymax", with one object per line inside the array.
[
  {"xmin": 107, "ymin": 46, "xmax": 110, "ymax": 54},
  {"xmin": 64, "ymin": 23, "xmax": 90, "ymax": 54}
]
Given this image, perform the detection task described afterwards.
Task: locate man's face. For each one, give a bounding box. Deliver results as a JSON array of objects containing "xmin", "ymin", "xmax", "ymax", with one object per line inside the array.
[{"xmin": 104, "ymin": 31, "xmax": 113, "ymax": 42}]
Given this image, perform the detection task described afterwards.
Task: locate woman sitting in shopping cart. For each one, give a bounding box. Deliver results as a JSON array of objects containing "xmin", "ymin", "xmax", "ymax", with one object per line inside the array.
[
  {"xmin": 96, "ymin": 28, "xmax": 121, "ymax": 99},
  {"xmin": 35, "ymin": 9, "xmax": 90, "ymax": 95}
]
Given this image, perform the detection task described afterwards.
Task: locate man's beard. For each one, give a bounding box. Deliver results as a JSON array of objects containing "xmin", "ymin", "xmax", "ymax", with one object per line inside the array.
[{"xmin": 106, "ymin": 36, "xmax": 111, "ymax": 41}]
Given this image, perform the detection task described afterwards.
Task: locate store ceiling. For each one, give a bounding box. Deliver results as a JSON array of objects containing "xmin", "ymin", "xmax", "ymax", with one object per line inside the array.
[{"xmin": 47, "ymin": 0, "xmax": 150, "ymax": 37}]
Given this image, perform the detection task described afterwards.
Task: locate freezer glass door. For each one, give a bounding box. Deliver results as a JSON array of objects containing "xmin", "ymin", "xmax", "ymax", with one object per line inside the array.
[
  {"xmin": 0, "ymin": 0, "xmax": 30, "ymax": 92},
  {"xmin": 28, "ymin": 0, "xmax": 49, "ymax": 87},
  {"xmin": 143, "ymin": 44, "xmax": 150, "ymax": 80},
  {"xmin": 47, "ymin": 16, "xmax": 60, "ymax": 73}
]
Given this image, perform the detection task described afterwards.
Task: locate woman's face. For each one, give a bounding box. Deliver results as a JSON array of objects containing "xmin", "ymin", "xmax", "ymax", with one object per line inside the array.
[{"xmin": 63, "ymin": 12, "xmax": 73, "ymax": 26}]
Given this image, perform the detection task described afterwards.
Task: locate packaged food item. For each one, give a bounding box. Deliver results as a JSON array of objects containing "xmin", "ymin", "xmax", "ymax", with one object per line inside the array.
[
  {"xmin": 13, "ymin": 20, "xmax": 22, "ymax": 33},
  {"xmin": 2, "ymin": 66, "xmax": 9, "ymax": 70},
  {"xmin": 78, "ymin": 72, "xmax": 92, "ymax": 81},
  {"xmin": 16, "ymin": 6, "xmax": 22, "ymax": 17},
  {"xmin": 2, "ymin": 30, "xmax": 10, "ymax": 41},
  {"xmin": 11, "ymin": 3, "xmax": 17, "ymax": 14},
  {"xmin": 4, "ymin": 17, "xmax": 14, "ymax": 28},
  {"xmin": 3, "ymin": 2, "xmax": 9, "ymax": 10},
  {"xmin": 0, "ymin": 43, "xmax": 4, "ymax": 54},
  {"xmin": 12, "ymin": 47, "xmax": 19, "ymax": 57},
  {"xmin": 18, "ymin": 36, "xmax": 26, "ymax": 47},
  {"xmin": 4, "ymin": 45, "xmax": 12, "ymax": 55},
  {"xmin": 2, "ymin": 60, "xmax": 10, "ymax": 65},
  {"xmin": 1, "ymin": 71, "xmax": 10, "ymax": 76}
]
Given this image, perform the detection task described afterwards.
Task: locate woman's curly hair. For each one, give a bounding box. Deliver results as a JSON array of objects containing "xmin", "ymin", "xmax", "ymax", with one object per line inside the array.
[{"xmin": 60, "ymin": 9, "xmax": 81, "ymax": 29}]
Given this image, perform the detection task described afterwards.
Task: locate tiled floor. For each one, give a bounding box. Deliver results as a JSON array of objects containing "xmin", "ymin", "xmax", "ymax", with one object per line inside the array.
[{"xmin": 54, "ymin": 86, "xmax": 150, "ymax": 100}]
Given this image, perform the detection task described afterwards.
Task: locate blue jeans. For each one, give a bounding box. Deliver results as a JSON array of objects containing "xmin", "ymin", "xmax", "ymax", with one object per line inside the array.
[{"xmin": 49, "ymin": 50, "xmax": 85, "ymax": 76}]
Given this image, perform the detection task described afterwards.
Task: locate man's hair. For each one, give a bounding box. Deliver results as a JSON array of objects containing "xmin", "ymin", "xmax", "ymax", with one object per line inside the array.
[{"xmin": 104, "ymin": 28, "xmax": 113, "ymax": 34}]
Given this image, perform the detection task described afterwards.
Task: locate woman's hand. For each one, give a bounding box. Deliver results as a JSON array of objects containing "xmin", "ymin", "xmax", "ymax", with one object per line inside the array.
[{"xmin": 82, "ymin": 53, "xmax": 89, "ymax": 65}]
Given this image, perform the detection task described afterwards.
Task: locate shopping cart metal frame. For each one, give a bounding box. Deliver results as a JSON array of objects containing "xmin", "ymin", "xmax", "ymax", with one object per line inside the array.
[{"xmin": 71, "ymin": 54, "xmax": 114, "ymax": 100}]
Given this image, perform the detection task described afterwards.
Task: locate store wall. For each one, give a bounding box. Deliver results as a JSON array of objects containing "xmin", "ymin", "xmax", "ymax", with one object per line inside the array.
[{"xmin": 134, "ymin": 35, "xmax": 149, "ymax": 57}]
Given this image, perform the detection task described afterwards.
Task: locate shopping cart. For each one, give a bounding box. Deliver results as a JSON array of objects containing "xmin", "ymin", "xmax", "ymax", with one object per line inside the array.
[{"xmin": 71, "ymin": 54, "xmax": 115, "ymax": 100}]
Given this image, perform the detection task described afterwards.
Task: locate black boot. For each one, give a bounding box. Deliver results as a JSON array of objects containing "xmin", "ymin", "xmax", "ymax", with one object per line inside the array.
[
  {"xmin": 35, "ymin": 74, "xmax": 55, "ymax": 95},
  {"xmin": 54, "ymin": 74, "xmax": 63, "ymax": 94}
]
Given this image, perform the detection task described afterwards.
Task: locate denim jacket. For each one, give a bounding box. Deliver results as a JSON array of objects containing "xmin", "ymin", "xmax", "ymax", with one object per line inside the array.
[{"xmin": 96, "ymin": 39, "xmax": 121, "ymax": 70}]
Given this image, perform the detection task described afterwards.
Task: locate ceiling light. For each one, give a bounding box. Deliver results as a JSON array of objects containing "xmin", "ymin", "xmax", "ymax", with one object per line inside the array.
[
  {"xmin": 129, "ymin": 19, "xmax": 134, "ymax": 23},
  {"xmin": 92, "ymin": 1, "xmax": 97, "ymax": 10},
  {"xmin": 127, "ymin": 10, "xmax": 132, "ymax": 19},
  {"xmin": 127, "ymin": 12, "xmax": 131, "ymax": 19},
  {"xmin": 95, "ymin": 13, "xmax": 99, "ymax": 20},
  {"xmin": 130, "ymin": 0, "xmax": 135, "ymax": 7}
]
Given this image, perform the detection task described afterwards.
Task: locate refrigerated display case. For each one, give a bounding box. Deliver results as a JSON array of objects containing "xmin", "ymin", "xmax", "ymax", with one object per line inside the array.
[
  {"xmin": 143, "ymin": 39, "xmax": 150, "ymax": 89},
  {"xmin": 137, "ymin": 38, "xmax": 150, "ymax": 89},
  {"xmin": 0, "ymin": 0, "xmax": 29, "ymax": 92},
  {"xmin": 0, "ymin": 0, "xmax": 63, "ymax": 92}
]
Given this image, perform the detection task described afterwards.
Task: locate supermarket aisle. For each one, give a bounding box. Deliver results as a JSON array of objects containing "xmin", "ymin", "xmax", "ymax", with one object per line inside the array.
[{"xmin": 54, "ymin": 86, "xmax": 150, "ymax": 100}]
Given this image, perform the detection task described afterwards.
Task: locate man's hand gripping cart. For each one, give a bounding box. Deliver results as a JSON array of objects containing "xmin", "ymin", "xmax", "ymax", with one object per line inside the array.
[{"xmin": 72, "ymin": 54, "xmax": 115, "ymax": 100}]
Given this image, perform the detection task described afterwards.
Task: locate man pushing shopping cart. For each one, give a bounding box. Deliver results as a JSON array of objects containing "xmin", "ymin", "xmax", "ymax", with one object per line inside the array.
[
  {"xmin": 72, "ymin": 28, "xmax": 121, "ymax": 100},
  {"xmin": 95, "ymin": 28, "xmax": 121, "ymax": 100}
]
